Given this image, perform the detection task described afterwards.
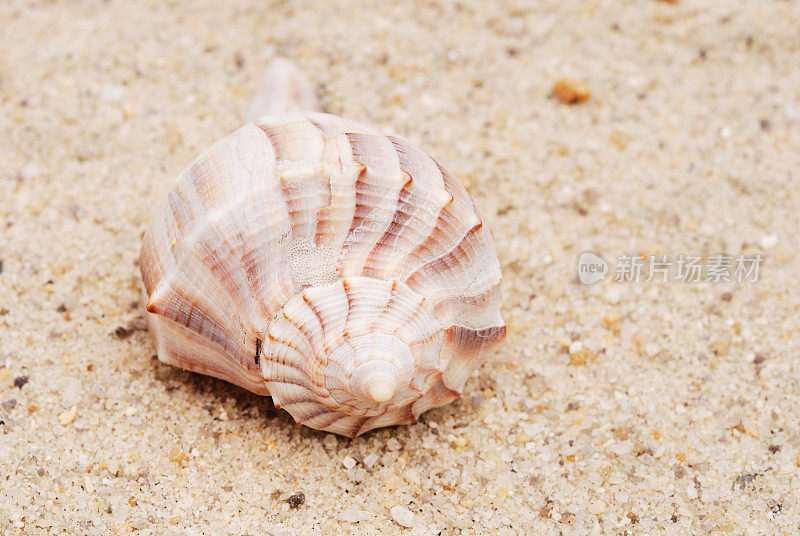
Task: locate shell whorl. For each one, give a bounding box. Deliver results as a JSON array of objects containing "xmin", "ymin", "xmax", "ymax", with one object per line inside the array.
[{"xmin": 140, "ymin": 111, "xmax": 505, "ymax": 437}]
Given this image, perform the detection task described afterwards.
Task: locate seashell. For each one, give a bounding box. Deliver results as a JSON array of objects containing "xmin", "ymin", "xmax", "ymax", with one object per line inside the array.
[{"xmin": 139, "ymin": 62, "xmax": 505, "ymax": 437}]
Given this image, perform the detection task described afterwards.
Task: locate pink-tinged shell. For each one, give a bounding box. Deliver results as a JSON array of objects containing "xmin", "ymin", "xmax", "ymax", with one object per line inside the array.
[{"xmin": 140, "ymin": 112, "xmax": 505, "ymax": 437}]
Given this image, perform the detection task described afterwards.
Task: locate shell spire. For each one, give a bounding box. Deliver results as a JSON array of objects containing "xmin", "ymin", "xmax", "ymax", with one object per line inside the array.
[{"xmin": 140, "ymin": 58, "xmax": 505, "ymax": 437}]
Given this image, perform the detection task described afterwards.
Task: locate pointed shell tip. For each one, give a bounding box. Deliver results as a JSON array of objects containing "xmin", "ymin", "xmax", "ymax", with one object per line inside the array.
[{"xmin": 367, "ymin": 378, "xmax": 397, "ymax": 403}]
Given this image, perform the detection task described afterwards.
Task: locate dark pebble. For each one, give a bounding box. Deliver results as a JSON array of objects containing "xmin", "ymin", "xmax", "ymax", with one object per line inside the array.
[
  {"xmin": 56, "ymin": 304, "xmax": 67, "ymax": 313},
  {"xmin": 2, "ymin": 399, "xmax": 17, "ymax": 410},
  {"xmin": 673, "ymin": 464, "xmax": 686, "ymax": 479},
  {"xmin": 768, "ymin": 445, "xmax": 781, "ymax": 454},
  {"xmin": 13, "ymin": 376, "xmax": 29, "ymax": 389},
  {"xmin": 286, "ymin": 492, "xmax": 305, "ymax": 508},
  {"xmin": 720, "ymin": 292, "xmax": 732, "ymax": 302},
  {"xmin": 753, "ymin": 354, "xmax": 766, "ymax": 365},
  {"xmin": 0, "ymin": 260, "xmax": 3, "ymax": 274},
  {"xmin": 113, "ymin": 326, "xmax": 134, "ymax": 339},
  {"xmin": 0, "ymin": 308, "xmax": 8, "ymax": 316}
]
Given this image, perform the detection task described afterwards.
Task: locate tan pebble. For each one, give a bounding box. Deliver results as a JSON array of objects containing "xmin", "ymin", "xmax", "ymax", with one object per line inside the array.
[
  {"xmin": 168, "ymin": 447, "xmax": 189, "ymax": 466},
  {"xmin": 58, "ymin": 405, "xmax": 77, "ymax": 426},
  {"xmin": 604, "ymin": 311, "xmax": 622, "ymax": 330},
  {"xmin": 654, "ymin": 10, "xmax": 676, "ymax": 23},
  {"xmin": 553, "ymin": 78, "xmax": 591, "ymax": 104},
  {"xmin": 517, "ymin": 432, "xmax": 532, "ymax": 444},
  {"xmin": 505, "ymin": 354, "xmax": 519, "ymax": 370},
  {"xmin": 795, "ymin": 452, "xmax": 800, "ymax": 467},
  {"xmin": 450, "ymin": 435, "xmax": 468, "ymax": 448},
  {"xmin": 710, "ymin": 338, "xmax": 730, "ymax": 356},
  {"xmin": 51, "ymin": 263, "xmax": 70, "ymax": 276},
  {"xmin": 609, "ymin": 131, "xmax": 627, "ymax": 150},
  {"xmin": 656, "ymin": 0, "xmax": 679, "ymax": 3},
  {"xmin": 165, "ymin": 130, "xmax": 183, "ymax": 155},
  {"xmin": 633, "ymin": 331, "xmax": 649, "ymax": 348},
  {"xmin": 570, "ymin": 350, "xmax": 597, "ymax": 366},
  {"xmin": 0, "ymin": 368, "xmax": 10, "ymax": 381},
  {"xmin": 588, "ymin": 499, "xmax": 606, "ymax": 515}
]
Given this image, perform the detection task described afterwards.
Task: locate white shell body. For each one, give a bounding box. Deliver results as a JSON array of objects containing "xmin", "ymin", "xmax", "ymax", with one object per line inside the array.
[{"xmin": 140, "ymin": 112, "xmax": 505, "ymax": 436}]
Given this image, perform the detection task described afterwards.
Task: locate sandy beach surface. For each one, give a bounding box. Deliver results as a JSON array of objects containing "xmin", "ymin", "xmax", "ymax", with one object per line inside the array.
[{"xmin": 2, "ymin": 1, "xmax": 800, "ymax": 534}]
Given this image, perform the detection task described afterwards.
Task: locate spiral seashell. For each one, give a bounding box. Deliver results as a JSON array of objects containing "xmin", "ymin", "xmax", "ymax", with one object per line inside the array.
[{"xmin": 139, "ymin": 65, "xmax": 505, "ymax": 437}]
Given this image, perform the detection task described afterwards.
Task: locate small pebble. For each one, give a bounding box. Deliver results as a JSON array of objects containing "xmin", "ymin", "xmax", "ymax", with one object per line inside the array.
[
  {"xmin": 386, "ymin": 438, "xmax": 401, "ymax": 451},
  {"xmin": 588, "ymin": 499, "xmax": 606, "ymax": 515},
  {"xmin": 342, "ymin": 456, "xmax": 357, "ymax": 469},
  {"xmin": 469, "ymin": 394, "xmax": 484, "ymax": 410},
  {"xmin": 58, "ymin": 405, "xmax": 77, "ymax": 425},
  {"xmin": 2, "ymin": 399, "xmax": 17, "ymax": 410},
  {"xmin": 389, "ymin": 505, "xmax": 416, "ymax": 528},
  {"xmin": 13, "ymin": 376, "xmax": 29, "ymax": 389},
  {"xmin": 569, "ymin": 350, "xmax": 597, "ymax": 366},
  {"xmin": 553, "ymin": 78, "xmax": 591, "ymax": 104},
  {"xmin": 113, "ymin": 326, "xmax": 134, "ymax": 339},
  {"xmin": 286, "ymin": 492, "xmax": 305, "ymax": 508},
  {"xmin": 363, "ymin": 453, "xmax": 380, "ymax": 468},
  {"xmin": 338, "ymin": 508, "xmax": 370, "ymax": 523},
  {"xmin": 323, "ymin": 434, "xmax": 338, "ymax": 450},
  {"xmin": 604, "ymin": 311, "xmax": 622, "ymax": 328},
  {"xmin": 759, "ymin": 234, "xmax": 777, "ymax": 249}
]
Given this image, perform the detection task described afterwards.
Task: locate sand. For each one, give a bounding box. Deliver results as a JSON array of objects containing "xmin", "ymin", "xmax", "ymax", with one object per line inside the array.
[{"xmin": 1, "ymin": 0, "xmax": 800, "ymax": 534}]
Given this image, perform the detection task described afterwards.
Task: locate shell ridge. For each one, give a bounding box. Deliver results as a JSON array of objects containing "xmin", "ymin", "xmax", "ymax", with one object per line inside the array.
[
  {"xmin": 363, "ymin": 171, "xmax": 414, "ymax": 278},
  {"xmin": 150, "ymin": 205, "xmax": 250, "ymax": 353},
  {"xmin": 340, "ymin": 132, "xmax": 406, "ymax": 275}
]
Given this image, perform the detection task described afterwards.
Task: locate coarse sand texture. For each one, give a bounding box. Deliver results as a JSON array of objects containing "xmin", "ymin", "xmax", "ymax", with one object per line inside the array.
[{"xmin": 1, "ymin": 1, "xmax": 800, "ymax": 535}]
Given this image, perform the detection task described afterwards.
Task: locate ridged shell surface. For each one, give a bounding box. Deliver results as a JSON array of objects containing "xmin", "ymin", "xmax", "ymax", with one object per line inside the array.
[{"xmin": 140, "ymin": 112, "xmax": 505, "ymax": 437}]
